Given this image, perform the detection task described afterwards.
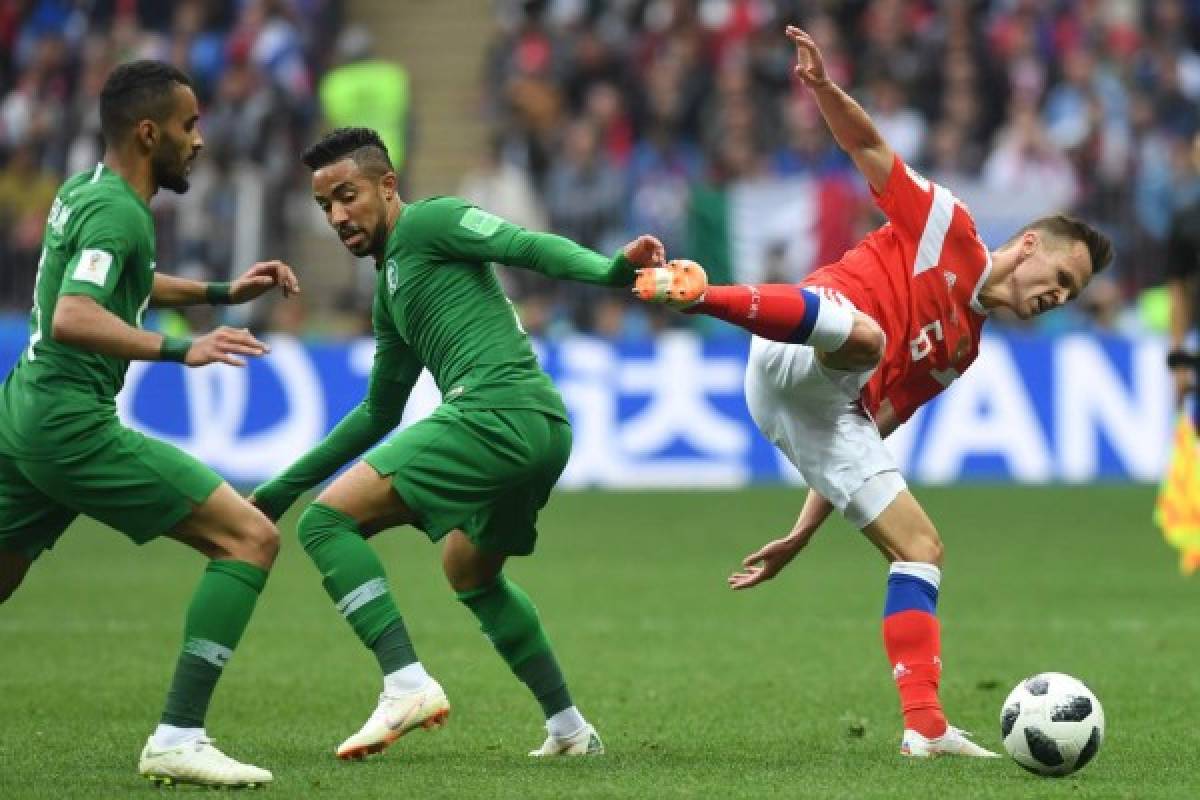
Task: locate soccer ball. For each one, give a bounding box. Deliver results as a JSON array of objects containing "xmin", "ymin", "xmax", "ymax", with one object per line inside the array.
[{"xmin": 1000, "ymin": 672, "xmax": 1105, "ymax": 777}]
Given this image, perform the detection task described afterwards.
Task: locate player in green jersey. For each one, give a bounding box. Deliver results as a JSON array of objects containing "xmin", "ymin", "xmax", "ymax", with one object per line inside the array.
[
  {"xmin": 0, "ymin": 61, "xmax": 301, "ymax": 788},
  {"xmin": 251, "ymin": 127, "xmax": 662, "ymax": 759}
]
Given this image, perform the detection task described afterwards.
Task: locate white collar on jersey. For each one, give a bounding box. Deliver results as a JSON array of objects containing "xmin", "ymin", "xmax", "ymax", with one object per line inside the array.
[{"xmin": 969, "ymin": 246, "xmax": 993, "ymax": 316}]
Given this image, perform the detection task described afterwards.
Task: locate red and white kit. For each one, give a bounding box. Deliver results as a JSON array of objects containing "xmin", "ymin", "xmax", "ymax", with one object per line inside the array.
[{"xmin": 746, "ymin": 155, "xmax": 992, "ymax": 526}]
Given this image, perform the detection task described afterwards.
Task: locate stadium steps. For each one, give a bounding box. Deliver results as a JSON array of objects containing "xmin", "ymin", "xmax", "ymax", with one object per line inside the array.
[
  {"xmin": 288, "ymin": 1, "xmax": 494, "ymax": 320},
  {"xmin": 348, "ymin": 0, "xmax": 493, "ymax": 195}
]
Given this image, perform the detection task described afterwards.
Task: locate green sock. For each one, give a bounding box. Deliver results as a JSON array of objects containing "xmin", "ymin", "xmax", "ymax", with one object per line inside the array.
[
  {"xmin": 298, "ymin": 503, "xmax": 416, "ymax": 674},
  {"xmin": 457, "ymin": 575, "xmax": 573, "ymax": 717},
  {"xmin": 160, "ymin": 560, "xmax": 268, "ymax": 727}
]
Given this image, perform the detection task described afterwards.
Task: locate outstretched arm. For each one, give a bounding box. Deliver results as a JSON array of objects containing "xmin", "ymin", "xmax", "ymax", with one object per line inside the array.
[
  {"xmin": 728, "ymin": 488, "xmax": 835, "ymax": 590},
  {"xmin": 53, "ymin": 294, "xmax": 268, "ymax": 366},
  {"xmin": 250, "ymin": 330, "xmax": 420, "ymax": 521},
  {"xmin": 786, "ymin": 24, "xmax": 894, "ymax": 194},
  {"xmin": 152, "ymin": 261, "xmax": 300, "ymax": 307},
  {"xmin": 502, "ymin": 229, "xmax": 665, "ymax": 286},
  {"xmin": 417, "ymin": 198, "xmax": 664, "ymax": 287}
]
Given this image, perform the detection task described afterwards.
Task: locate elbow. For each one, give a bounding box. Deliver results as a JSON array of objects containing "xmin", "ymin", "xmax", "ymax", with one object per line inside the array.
[
  {"xmin": 50, "ymin": 306, "xmax": 78, "ymax": 345},
  {"xmin": 363, "ymin": 403, "xmax": 404, "ymax": 434}
]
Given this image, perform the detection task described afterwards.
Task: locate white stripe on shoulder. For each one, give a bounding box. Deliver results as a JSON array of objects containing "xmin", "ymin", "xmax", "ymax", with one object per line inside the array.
[
  {"xmin": 913, "ymin": 184, "xmax": 955, "ymax": 275},
  {"xmin": 90, "ymin": 163, "xmax": 104, "ymax": 183}
]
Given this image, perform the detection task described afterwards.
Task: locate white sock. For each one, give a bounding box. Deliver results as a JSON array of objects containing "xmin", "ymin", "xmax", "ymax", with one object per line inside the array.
[
  {"xmin": 151, "ymin": 724, "xmax": 206, "ymax": 749},
  {"xmin": 383, "ymin": 662, "xmax": 432, "ymax": 694},
  {"xmin": 804, "ymin": 287, "xmax": 856, "ymax": 351},
  {"xmin": 546, "ymin": 706, "xmax": 587, "ymax": 739}
]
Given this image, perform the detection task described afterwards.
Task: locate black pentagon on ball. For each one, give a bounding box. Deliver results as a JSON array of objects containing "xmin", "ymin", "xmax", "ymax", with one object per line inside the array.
[
  {"xmin": 1001, "ymin": 704, "xmax": 1020, "ymax": 738},
  {"xmin": 1024, "ymin": 727, "xmax": 1065, "ymax": 766},
  {"xmin": 1075, "ymin": 726, "xmax": 1102, "ymax": 770},
  {"xmin": 1024, "ymin": 676, "xmax": 1050, "ymax": 696},
  {"xmin": 1051, "ymin": 695, "xmax": 1093, "ymax": 722}
]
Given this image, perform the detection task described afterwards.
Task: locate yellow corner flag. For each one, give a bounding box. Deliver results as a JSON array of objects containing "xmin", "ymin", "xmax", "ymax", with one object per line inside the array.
[{"xmin": 1154, "ymin": 414, "xmax": 1200, "ymax": 575}]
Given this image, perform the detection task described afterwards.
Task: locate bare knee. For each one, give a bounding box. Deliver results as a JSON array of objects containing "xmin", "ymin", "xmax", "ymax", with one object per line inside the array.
[
  {"xmin": 824, "ymin": 313, "xmax": 884, "ymax": 371},
  {"xmin": 442, "ymin": 531, "xmax": 504, "ymax": 593},
  {"xmin": 204, "ymin": 512, "xmax": 279, "ymax": 569},
  {"xmin": 897, "ymin": 526, "xmax": 944, "ymax": 567},
  {"xmin": 227, "ymin": 515, "xmax": 280, "ymax": 568}
]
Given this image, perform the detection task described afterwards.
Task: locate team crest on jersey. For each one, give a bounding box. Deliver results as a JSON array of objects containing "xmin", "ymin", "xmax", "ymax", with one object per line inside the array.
[
  {"xmin": 385, "ymin": 259, "xmax": 399, "ymax": 294},
  {"xmin": 943, "ymin": 270, "xmax": 956, "ymax": 289}
]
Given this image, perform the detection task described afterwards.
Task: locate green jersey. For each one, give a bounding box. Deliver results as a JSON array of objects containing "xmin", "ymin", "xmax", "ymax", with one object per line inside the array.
[
  {"xmin": 252, "ymin": 197, "xmax": 636, "ymax": 519},
  {"xmin": 0, "ymin": 163, "xmax": 157, "ymax": 459},
  {"xmin": 373, "ymin": 196, "xmax": 630, "ymax": 420}
]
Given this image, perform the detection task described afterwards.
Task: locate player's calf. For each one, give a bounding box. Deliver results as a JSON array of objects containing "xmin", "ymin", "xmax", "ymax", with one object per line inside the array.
[{"xmin": 637, "ymin": 270, "xmax": 862, "ymax": 354}]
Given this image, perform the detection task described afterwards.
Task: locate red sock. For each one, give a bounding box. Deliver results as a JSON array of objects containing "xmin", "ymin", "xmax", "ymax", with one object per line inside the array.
[
  {"xmin": 882, "ymin": 610, "xmax": 947, "ymax": 738},
  {"xmin": 688, "ymin": 285, "xmax": 813, "ymax": 342}
]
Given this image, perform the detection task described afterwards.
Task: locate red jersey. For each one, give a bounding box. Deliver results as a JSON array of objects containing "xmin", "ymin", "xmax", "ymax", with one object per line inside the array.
[{"xmin": 800, "ymin": 155, "xmax": 992, "ymax": 423}]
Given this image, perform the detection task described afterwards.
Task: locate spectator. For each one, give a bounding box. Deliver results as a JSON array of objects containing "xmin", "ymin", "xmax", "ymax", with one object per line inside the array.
[
  {"xmin": 544, "ymin": 118, "xmax": 624, "ymax": 253},
  {"xmin": 318, "ymin": 25, "xmax": 412, "ymax": 191},
  {"xmin": 0, "ymin": 2, "xmax": 344, "ymax": 316},
  {"xmin": 458, "ymin": 131, "xmax": 548, "ymax": 233}
]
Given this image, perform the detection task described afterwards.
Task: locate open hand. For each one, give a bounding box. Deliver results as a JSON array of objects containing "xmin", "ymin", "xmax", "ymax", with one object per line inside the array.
[
  {"xmin": 785, "ymin": 25, "xmax": 830, "ymax": 89},
  {"xmin": 186, "ymin": 326, "xmax": 269, "ymax": 367},
  {"xmin": 230, "ymin": 260, "xmax": 301, "ymax": 303},
  {"xmin": 728, "ymin": 531, "xmax": 813, "ymax": 590}
]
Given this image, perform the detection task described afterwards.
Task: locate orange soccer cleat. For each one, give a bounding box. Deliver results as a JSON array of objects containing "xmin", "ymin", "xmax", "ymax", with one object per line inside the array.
[{"xmin": 633, "ymin": 259, "xmax": 708, "ymax": 308}]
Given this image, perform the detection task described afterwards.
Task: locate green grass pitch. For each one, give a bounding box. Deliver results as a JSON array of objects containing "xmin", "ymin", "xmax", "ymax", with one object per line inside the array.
[{"xmin": 1, "ymin": 485, "xmax": 1197, "ymax": 798}]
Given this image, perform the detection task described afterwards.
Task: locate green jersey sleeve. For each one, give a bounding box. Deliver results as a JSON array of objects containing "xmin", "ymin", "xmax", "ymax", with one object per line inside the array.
[
  {"xmin": 252, "ymin": 296, "xmax": 423, "ymax": 521},
  {"xmin": 58, "ymin": 199, "xmax": 140, "ymax": 304},
  {"xmin": 409, "ymin": 197, "xmax": 637, "ymax": 287}
]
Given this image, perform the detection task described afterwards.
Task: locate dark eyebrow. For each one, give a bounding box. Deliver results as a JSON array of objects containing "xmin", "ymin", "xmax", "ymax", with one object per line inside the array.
[{"xmin": 314, "ymin": 180, "xmax": 357, "ymax": 204}]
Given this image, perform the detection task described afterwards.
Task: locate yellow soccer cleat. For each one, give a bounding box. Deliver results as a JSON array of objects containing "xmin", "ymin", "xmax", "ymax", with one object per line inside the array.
[{"xmin": 633, "ymin": 260, "xmax": 708, "ymax": 308}]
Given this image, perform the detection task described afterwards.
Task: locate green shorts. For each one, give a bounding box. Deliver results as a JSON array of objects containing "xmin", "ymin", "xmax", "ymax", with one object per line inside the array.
[
  {"xmin": 0, "ymin": 423, "xmax": 223, "ymax": 561},
  {"xmin": 365, "ymin": 405, "xmax": 572, "ymax": 556}
]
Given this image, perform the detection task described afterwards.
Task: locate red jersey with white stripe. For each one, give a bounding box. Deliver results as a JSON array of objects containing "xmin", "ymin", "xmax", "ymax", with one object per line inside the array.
[{"xmin": 799, "ymin": 155, "xmax": 992, "ymax": 423}]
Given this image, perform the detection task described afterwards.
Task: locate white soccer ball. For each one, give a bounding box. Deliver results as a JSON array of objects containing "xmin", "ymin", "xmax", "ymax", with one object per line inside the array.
[{"xmin": 1000, "ymin": 672, "xmax": 1105, "ymax": 776}]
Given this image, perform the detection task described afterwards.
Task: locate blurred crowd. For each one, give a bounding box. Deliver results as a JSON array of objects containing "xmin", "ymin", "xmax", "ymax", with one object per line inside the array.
[
  {"xmin": 460, "ymin": 0, "xmax": 1200, "ymax": 338},
  {"xmin": 0, "ymin": 0, "xmax": 341, "ymax": 330},
  {"xmin": 5, "ymin": 0, "xmax": 1200, "ymax": 342}
]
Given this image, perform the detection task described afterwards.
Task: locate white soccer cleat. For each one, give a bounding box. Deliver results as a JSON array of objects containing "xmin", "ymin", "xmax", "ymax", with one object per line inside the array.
[
  {"xmin": 335, "ymin": 680, "xmax": 450, "ymax": 760},
  {"xmin": 138, "ymin": 736, "xmax": 272, "ymax": 788},
  {"xmin": 529, "ymin": 723, "xmax": 605, "ymax": 757},
  {"xmin": 901, "ymin": 725, "xmax": 1001, "ymax": 758}
]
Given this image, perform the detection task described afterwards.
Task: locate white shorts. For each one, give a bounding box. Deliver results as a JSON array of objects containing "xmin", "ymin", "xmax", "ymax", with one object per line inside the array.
[{"xmin": 744, "ymin": 333, "xmax": 906, "ymax": 529}]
